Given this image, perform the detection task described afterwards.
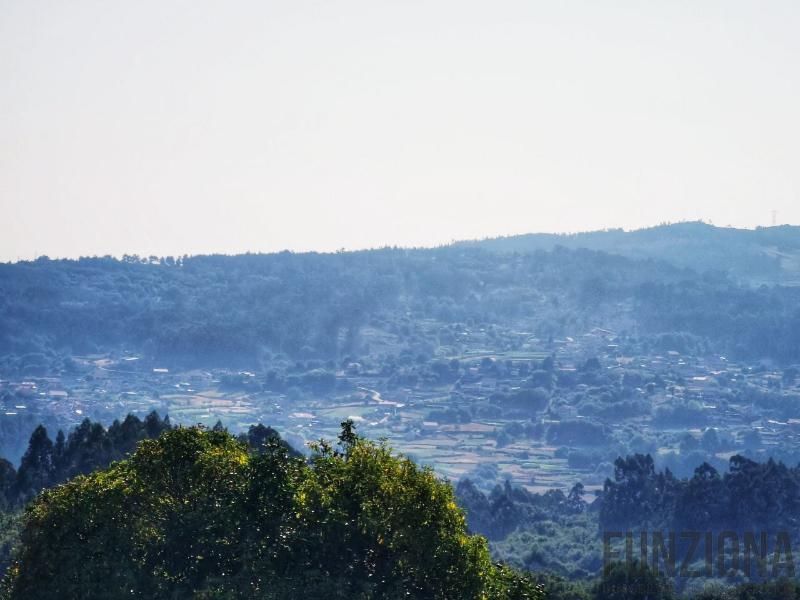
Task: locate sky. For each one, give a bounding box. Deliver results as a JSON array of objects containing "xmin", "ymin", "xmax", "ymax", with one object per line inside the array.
[{"xmin": 2, "ymin": 0, "xmax": 800, "ymax": 260}]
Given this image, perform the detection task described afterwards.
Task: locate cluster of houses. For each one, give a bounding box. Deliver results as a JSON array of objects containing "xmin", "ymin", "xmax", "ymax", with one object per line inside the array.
[{"xmin": 2, "ymin": 324, "xmax": 799, "ymax": 492}]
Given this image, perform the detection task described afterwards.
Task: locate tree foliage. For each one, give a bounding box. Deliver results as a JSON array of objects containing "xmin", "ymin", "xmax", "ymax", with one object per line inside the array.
[{"xmin": 2, "ymin": 423, "xmax": 542, "ymax": 599}]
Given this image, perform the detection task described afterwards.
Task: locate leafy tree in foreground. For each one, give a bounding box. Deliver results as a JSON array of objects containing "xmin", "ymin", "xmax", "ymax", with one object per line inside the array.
[{"xmin": 1, "ymin": 422, "xmax": 542, "ymax": 600}]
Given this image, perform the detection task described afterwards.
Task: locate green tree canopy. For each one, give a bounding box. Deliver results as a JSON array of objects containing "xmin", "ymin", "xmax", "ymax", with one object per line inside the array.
[{"xmin": 2, "ymin": 423, "xmax": 541, "ymax": 600}]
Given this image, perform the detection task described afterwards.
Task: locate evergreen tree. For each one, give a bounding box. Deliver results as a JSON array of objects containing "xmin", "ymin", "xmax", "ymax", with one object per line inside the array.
[{"xmin": 13, "ymin": 427, "xmax": 54, "ymax": 501}]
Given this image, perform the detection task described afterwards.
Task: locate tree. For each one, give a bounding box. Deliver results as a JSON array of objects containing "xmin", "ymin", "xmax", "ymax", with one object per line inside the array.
[
  {"xmin": 0, "ymin": 461, "xmax": 16, "ymax": 511},
  {"xmin": 13, "ymin": 426, "xmax": 54, "ymax": 501},
  {"xmin": 567, "ymin": 482, "xmax": 586, "ymax": 513},
  {"xmin": 600, "ymin": 454, "xmax": 660, "ymax": 531},
  {"xmin": 2, "ymin": 424, "xmax": 542, "ymax": 600}
]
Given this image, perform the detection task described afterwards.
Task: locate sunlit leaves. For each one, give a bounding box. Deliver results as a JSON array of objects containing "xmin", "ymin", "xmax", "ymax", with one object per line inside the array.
[{"xmin": 3, "ymin": 424, "xmax": 541, "ymax": 600}]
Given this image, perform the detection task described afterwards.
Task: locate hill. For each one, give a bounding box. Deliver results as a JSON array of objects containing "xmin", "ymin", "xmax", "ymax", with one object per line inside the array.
[
  {"xmin": 460, "ymin": 222, "xmax": 800, "ymax": 285},
  {"xmin": 2, "ymin": 244, "xmax": 800, "ymax": 369}
]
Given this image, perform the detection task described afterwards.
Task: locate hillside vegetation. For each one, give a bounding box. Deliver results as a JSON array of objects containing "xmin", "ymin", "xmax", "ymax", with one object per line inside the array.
[
  {"xmin": 2, "ymin": 232, "xmax": 800, "ymax": 368},
  {"xmin": 463, "ymin": 222, "xmax": 800, "ymax": 285}
]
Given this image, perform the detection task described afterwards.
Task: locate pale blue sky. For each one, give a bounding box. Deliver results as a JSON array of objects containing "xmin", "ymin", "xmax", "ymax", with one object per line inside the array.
[{"xmin": 2, "ymin": 0, "xmax": 799, "ymax": 260}]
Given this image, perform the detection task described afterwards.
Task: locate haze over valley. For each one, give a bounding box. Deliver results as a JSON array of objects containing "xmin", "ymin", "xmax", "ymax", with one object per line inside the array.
[{"xmin": 4, "ymin": 1, "xmax": 800, "ymax": 597}]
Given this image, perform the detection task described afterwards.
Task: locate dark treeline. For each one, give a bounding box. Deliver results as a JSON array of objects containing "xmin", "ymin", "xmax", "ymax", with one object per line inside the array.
[
  {"xmin": 2, "ymin": 246, "xmax": 800, "ymax": 367},
  {"xmin": 0, "ymin": 412, "xmax": 289, "ymax": 512},
  {"xmin": 457, "ymin": 478, "xmax": 589, "ymax": 541},
  {"xmin": 0, "ymin": 412, "xmax": 172, "ymax": 510},
  {"xmin": 599, "ymin": 453, "xmax": 800, "ymax": 535},
  {"xmin": 478, "ymin": 449, "xmax": 800, "ymax": 541}
]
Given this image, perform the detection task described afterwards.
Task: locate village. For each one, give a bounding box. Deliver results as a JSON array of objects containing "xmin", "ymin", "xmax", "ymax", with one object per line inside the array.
[{"xmin": 2, "ymin": 322, "xmax": 799, "ymax": 494}]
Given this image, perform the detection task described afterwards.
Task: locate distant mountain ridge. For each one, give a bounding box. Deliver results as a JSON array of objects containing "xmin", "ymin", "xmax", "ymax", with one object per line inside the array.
[{"xmin": 459, "ymin": 222, "xmax": 800, "ymax": 285}]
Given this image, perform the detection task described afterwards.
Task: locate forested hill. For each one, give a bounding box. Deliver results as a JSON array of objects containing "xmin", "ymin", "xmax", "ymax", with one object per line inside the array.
[
  {"xmin": 461, "ymin": 222, "xmax": 800, "ymax": 285},
  {"xmin": 2, "ymin": 244, "xmax": 800, "ymax": 367}
]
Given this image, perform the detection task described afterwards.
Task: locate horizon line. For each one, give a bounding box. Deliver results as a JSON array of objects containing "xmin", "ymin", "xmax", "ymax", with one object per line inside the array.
[{"xmin": 3, "ymin": 220, "xmax": 797, "ymax": 265}]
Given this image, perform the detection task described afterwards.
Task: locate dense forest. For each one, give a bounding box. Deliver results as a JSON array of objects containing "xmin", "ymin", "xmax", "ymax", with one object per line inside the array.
[
  {"xmin": 2, "ymin": 234, "xmax": 800, "ymax": 368},
  {"xmin": 464, "ymin": 222, "xmax": 800, "ymax": 286}
]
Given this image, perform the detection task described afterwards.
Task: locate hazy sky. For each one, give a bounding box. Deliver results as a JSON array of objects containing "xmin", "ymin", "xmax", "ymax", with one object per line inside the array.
[{"xmin": 2, "ymin": 1, "xmax": 799, "ymax": 260}]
